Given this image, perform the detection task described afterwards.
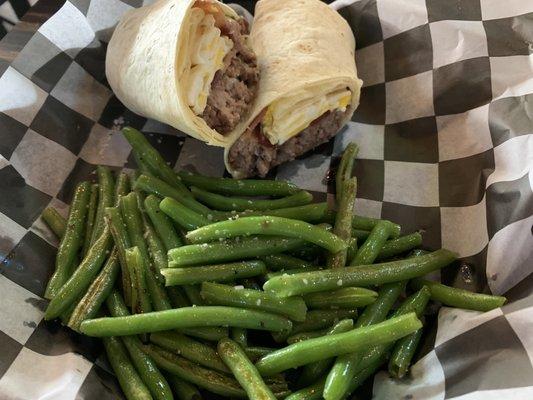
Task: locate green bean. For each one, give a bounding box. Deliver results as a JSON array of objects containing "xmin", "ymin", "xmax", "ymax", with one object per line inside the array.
[
  {"xmin": 286, "ymin": 329, "xmax": 330, "ymax": 344},
  {"xmin": 126, "ymin": 246, "xmax": 152, "ymax": 314},
  {"xmin": 169, "ymin": 236, "xmax": 306, "ymax": 266},
  {"xmin": 107, "ymin": 290, "xmax": 174, "ymax": 400},
  {"xmin": 246, "ymin": 347, "xmax": 275, "ymax": 362},
  {"xmin": 323, "ymin": 211, "xmax": 401, "ymax": 239},
  {"xmin": 344, "ymin": 352, "xmax": 387, "ymax": 397},
  {"xmin": 256, "ymin": 313, "xmax": 421, "ymax": 376},
  {"xmin": 166, "ymin": 375, "xmax": 202, "ymax": 400},
  {"xmin": 376, "ymin": 232, "xmax": 423, "ymax": 261},
  {"xmin": 350, "ymin": 220, "xmax": 393, "ymax": 266},
  {"xmin": 159, "ymin": 197, "xmax": 210, "ymax": 230},
  {"xmin": 411, "ymin": 278, "xmax": 506, "ymax": 311},
  {"xmin": 263, "ymin": 249, "xmax": 456, "ymax": 297},
  {"xmin": 68, "ymin": 250, "xmax": 119, "ymax": 331},
  {"xmin": 327, "ymin": 178, "xmax": 357, "ymax": 269},
  {"xmin": 186, "ymin": 216, "xmax": 347, "ymax": 253},
  {"xmin": 290, "ymin": 309, "xmax": 358, "ymax": 336},
  {"xmin": 218, "ymin": 338, "xmax": 277, "ymax": 400},
  {"xmin": 143, "ymin": 219, "xmax": 172, "ymax": 310},
  {"xmin": 80, "ymin": 306, "xmax": 292, "ymax": 337},
  {"xmin": 90, "ymin": 166, "xmax": 115, "ymax": 246},
  {"xmin": 45, "ymin": 226, "xmax": 112, "ymax": 319},
  {"xmin": 103, "ymin": 336, "xmax": 152, "ymax": 400},
  {"xmin": 261, "ymin": 254, "xmax": 314, "ymax": 271},
  {"xmin": 120, "ymin": 192, "xmax": 150, "ymax": 258},
  {"xmin": 134, "ymin": 174, "xmax": 213, "ymax": 216},
  {"xmin": 324, "ymin": 282, "xmax": 405, "ymax": 400},
  {"xmin": 298, "ymin": 319, "xmax": 354, "ymax": 387},
  {"xmin": 231, "ymin": 328, "xmax": 248, "ymax": 348},
  {"xmin": 162, "ymin": 261, "xmax": 267, "ymax": 286},
  {"xmin": 145, "ymin": 195, "xmax": 183, "ymax": 250},
  {"xmin": 336, "ymin": 142, "xmax": 359, "ymax": 200},
  {"xmin": 179, "ymin": 327, "xmax": 228, "ymax": 342},
  {"xmin": 133, "ymin": 150, "xmax": 155, "ymax": 177},
  {"xmin": 264, "ymin": 267, "xmax": 322, "ymax": 281},
  {"xmin": 45, "ymin": 181, "xmax": 91, "ymax": 299},
  {"xmin": 123, "ymin": 336, "xmax": 173, "ymax": 400},
  {"xmin": 285, "ymin": 378, "xmax": 325, "ymax": 400},
  {"xmin": 218, "ymin": 203, "xmax": 329, "ymax": 223},
  {"xmin": 303, "ymin": 287, "xmax": 378, "ymax": 310},
  {"xmin": 142, "ymin": 344, "xmax": 246, "ymax": 397},
  {"xmin": 177, "ymin": 171, "xmax": 299, "ymax": 197},
  {"xmin": 182, "ymin": 285, "xmax": 205, "ymax": 305},
  {"xmin": 123, "ymin": 127, "xmax": 189, "ymax": 193},
  {"xmin": 115, "ymin": 171, "xmax": 131, "ymax": 204},
  {"xmin": 200, "ymin": 282, "xmax": 307, "ymax": 321},
  {"xmin": 341, "ymin": 286, "xmax": 432, "ymax": 390},
  {"xmin": 82, "ymin": 184, "xmax": 99, "ymax": 257},
  {"xmin": 389, "ymin": 324, "xmax": 424, "ymax": 379},
  {"xmin": 105, "ymin": 207, "xmax": 133, "ymax": 307},
  {"xmin": 42, "ymin": 207, "xmax": 66, "ymax": 239},
  {"xmin": 190, "ymin": 186, "xmax": 313, "ymax": 212},
  {"xmin": 352, "ymin": 229, "xmax": 370, "ymax": 241},
  {"xmin": 151, "ymin": 331, "xmax": 230, "ymax": 373}
]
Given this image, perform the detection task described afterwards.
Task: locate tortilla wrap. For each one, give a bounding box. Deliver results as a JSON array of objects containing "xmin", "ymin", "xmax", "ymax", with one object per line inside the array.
[
  {"xmin": 224, "ymin": 0, "xmax": 362, "ymax": 177},
  {"xmin": 106, "ymin": 0, "xmax": 251, "ymax": 146}
]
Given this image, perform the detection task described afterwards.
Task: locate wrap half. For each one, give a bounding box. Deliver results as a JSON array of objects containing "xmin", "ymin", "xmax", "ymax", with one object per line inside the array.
[
  {"xmin": 106, "ymin": 0, "xmax": 260, "ymax": 146},
  {"xmin": 225, "ymin": 0, "xmax": 363, "ymax": 178}
]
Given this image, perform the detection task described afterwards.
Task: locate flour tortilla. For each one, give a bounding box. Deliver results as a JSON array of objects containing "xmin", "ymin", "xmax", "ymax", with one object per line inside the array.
[
  {"xmin": 105, "ymin": 0, "xmax": 240, "ymax": 147},
  {"xmin": 224, "ymin": 0, "xmax": 362, "ymax": 177}
]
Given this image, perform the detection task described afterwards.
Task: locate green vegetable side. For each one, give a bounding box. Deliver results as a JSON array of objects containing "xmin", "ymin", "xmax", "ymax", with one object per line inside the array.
[{"xmin": 39, "ymin": 127, "xmax": 506, "ymax": 400}]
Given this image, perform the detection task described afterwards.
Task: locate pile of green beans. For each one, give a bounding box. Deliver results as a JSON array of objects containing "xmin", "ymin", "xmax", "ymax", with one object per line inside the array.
[{"xmin": 40, "ymin": 128, "xmax": 507, "ymax": 400}]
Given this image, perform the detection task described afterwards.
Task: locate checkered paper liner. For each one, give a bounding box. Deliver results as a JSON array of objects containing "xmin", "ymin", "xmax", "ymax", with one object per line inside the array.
[{"xmin": 0, "ymin": 0, "xmax": 531, "ymax": 398}]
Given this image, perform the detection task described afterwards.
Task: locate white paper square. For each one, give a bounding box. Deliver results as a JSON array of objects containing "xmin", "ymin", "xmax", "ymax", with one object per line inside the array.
[
  {"xmin": 435, "ymin": 306, "xmax": 503, "ymax": 347},
  {"xmin": 355, "ymin": 42, "xmax": 384, "ymax": 87},
  {"xmin": 38, "ymin": 1, "xmax": 95, "ymax": 57},
  {"xmin": 430, "ymin": 20, "xmax": 488, "ymax": 69},
  {"xmin": 86, "ymin": 0, "xmax": 134, "ymax": 42},
  {"xmin": 506, "ymin": 307, "xmax": 533, "ymax": 367},
  {"xmin": 51, "ymin": 62, "xmax": 112, "ymax": 121},
  {"xmin": 0, "ymin": 67, "xmax": 47, "ymax": 126},
  {"xmin": 441, "ymin": 197, "xmax": 489, "ymax": 258},
  {"xmin": 0, "ymin": 348, "xmax": 93, "ymax": 400},
  {"xmin": 376, "ymin": 0, "xmax": 428, "ymax": 39},
  {"xmin": 354, "ymin": 197, "xmax": 383, "ymax": 219},
  {"xmin": 384, "ymin": 161, "xmax": 439, "ymax": 206},
  {"xmin": 386, "ymin": 70, "xmax": 435, "ymax": 124},
  {"xmin": 490, "ymin": 56, "xmax": 533, "ymax": 101},
  {"xmin": 437, "ymin": 104, "xmax": 493, "ymax": 162},
  {"xmin": 0, "ymin": 213, "xmax": 27, "ymax": 259},
  {"xmin": 276, "ymin": 154, "xmax": 330, "ymax": 193},
  {"xmin": 481, "ymin": 0, "xmax": 533, "ymax": 20},
  {"xmin": 486, "ymin": 135, "xmax": 533, "ymax": 187},
  {"xmin": 10, "ymin": 129, "xmax": 77, "ymax": 197},
  {"xmin": 333, "ymin": 121, "xmax": 384, "ymax": 160},
  {"xmin": 0, "ymin": 275, "xmax": 44, "ymax": 344},
  {"xmin": 79, "ymin": 123, "xmax": 132, "ymax": 167},
  {"xmin": 487, "ymin": 214, "xmax": 533, "ymax": 295}
]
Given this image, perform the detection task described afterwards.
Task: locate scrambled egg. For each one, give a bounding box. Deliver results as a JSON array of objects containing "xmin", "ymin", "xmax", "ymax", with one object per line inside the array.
[
  {"xmin": 185, "ymin": 7, "xmax": 233, "ymax": 115},
  {"xmin": 262, "ymin": 88, "xmax": 352, "ymax": 144}
]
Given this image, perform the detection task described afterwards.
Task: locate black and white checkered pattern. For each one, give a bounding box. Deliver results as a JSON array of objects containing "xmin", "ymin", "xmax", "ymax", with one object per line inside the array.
[{"xmin": 0, "ymin": 0, "xmax": 531, "ymax": 398}]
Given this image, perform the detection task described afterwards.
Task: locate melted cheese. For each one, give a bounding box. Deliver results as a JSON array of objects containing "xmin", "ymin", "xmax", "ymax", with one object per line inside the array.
[
  {"xmin": 184, "ymin": 7, "xmax": 233, "ymax": 115},
  {"xmin": 262, "ymin": 88, "xmax": 353, "ymax": 145}
]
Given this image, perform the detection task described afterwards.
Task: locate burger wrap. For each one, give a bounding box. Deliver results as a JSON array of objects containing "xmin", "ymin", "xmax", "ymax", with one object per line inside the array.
[
  {"xmin": 106, "ymin": 0, "xmax": 260, "ymax": 146},
  {"xmin": 225, "ymin": 0, "xmax": 363, "ymax": 178}
]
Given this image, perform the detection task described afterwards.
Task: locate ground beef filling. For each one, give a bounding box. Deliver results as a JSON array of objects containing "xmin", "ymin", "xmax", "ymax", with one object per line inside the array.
[
  {"xmin": 228, "ymin": 109, "xmax": 350, "ymax": 177},
  {"xmin": 202, "ymin": 18, "xmax": 259, "ymax": 135}
]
